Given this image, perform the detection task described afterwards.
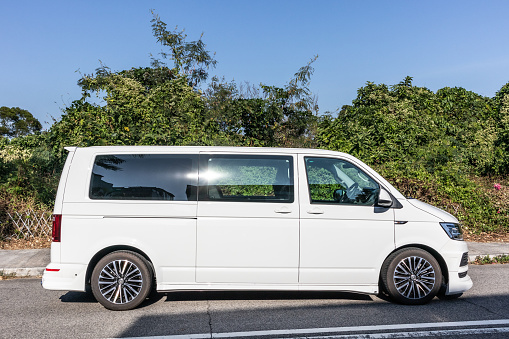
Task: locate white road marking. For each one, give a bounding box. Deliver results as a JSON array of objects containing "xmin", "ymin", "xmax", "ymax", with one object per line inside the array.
[
  {"xmin": 292, "ymin": 327, "xmax": 509, "ymax": 338},
  {"xmin": 119, "ymin": 319, "xmax": 509, "ymax": 339}
]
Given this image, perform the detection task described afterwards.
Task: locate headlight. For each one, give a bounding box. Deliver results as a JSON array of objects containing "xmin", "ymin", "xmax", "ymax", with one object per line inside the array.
[{"xmin": 440, "ymin": 222, "xmax": 463, "ymax": 240}]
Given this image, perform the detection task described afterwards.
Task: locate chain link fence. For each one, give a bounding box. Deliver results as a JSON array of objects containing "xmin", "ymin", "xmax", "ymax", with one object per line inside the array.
[{"xmin": 6, "ymin": 210, "xmax": 52, "ymax": 239}]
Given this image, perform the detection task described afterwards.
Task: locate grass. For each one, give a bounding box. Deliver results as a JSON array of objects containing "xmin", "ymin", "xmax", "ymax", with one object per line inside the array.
[
  {"xmin": 0, "ymin": 270, "xmax": 17, "ymax": 280},
  {"xmin": 473, "ymin": 254, "xmax": 509, "ymax": 265}
]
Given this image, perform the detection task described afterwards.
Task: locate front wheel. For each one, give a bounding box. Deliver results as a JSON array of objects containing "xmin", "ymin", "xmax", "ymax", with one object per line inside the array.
[
  {"xmin": 381, "ymin": 248, "xmax": 442, "ymax": 305},
  {"xmin": 91, "ymin": 251, "xmax": 153, "ymax": 311}
]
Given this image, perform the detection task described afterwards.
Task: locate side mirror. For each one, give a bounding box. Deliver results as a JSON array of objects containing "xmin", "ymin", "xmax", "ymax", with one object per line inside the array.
[
  {"xmin": 377, "ymin": 188, "xmax": 393, "ymax": 208},
  {"xmin": 333, "ymin": 188, "xmax": 345, "ymax": 202}
]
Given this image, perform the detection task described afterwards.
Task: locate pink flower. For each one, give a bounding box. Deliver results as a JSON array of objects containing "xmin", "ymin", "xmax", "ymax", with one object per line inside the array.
[{"xmin": 494, "ymin": 183, "xmax": 501, "ymax": 190}]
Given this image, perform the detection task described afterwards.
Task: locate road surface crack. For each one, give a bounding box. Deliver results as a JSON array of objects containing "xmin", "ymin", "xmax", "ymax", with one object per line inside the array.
[
  {"xmin": 461, "ymin": 298, "xmax": 505, "ymax": 317},
  {"xmin": 206, "ymin": 300, "xmax": 213, "ymax": 339}
]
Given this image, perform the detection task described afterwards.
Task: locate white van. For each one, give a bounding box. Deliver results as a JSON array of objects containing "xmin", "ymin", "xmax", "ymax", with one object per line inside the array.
[{"xmin": 42, "ymin": 146, "xmax": 472, "ymax": 310}]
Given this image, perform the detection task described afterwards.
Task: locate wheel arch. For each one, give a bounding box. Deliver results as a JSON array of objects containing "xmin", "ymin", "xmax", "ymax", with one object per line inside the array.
[
  {"xmin": 382, "ymin": 244, "xmax": 450, "ymax": 285},
  {"xmin": 85, "ymin": 245, "xmax": 154, "ymax": 286}
]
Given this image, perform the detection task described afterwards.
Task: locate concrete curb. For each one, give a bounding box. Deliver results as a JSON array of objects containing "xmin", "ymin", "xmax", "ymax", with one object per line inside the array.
[
  {"xmin": 0, "ymin": 267, "xmax": 45, "ymax": 277},
  {"xmin": 0, "ymin": 248, "xmax": 50, "ymax": 278},
  {"xmin": 467, "ymin": 242, "xmax": 509, "ymax": 263}
]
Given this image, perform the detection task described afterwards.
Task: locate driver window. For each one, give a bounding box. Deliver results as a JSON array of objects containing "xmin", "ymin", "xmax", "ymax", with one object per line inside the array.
[{"xmin": 305, "ymin": 157, "xmax": 379, "ymax": 206}]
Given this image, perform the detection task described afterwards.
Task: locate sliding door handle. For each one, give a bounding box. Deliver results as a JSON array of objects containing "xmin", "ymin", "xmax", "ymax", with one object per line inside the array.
[
  {"xmin": 275, "ymin": 206, "xmax": 292, "ymax": 214},
  {"xmin": 307, "ymin": 207, "xmax": 324, "ymax": 214}
]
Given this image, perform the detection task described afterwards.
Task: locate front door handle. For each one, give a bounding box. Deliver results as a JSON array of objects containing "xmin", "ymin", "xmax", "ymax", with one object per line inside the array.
[{"xmin": 307, "ymin": 207, "xmax": 324, "ymax": 214}]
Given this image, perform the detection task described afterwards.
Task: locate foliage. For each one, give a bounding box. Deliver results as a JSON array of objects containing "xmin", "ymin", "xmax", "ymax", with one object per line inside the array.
[
  {"xmin": 307, "ymin": 166, "xmax": 345, "ymax": 202},
  {"xmin": 0, "ymin": 271, "xmax": 17, "ymax": 279},
  {"xmin": 150, "ymin": 10, "xmax": 217, "ymax": 87},
  {"xmin": 317, "ymin": 77, "xmax": 509, "ymax": 234},
  {"xmin": 0, "ymin": 192, "xmax": 53, "ymax": 241},
  {"xmin": 317, "ymin": 78, "xmax": 500, "ymax": 174},
  {"xmin": 0, "ymin": 107, "xmax": 42, "ymax": 138},
  {"xmin": 52, "ymin": 70, "xmax": 227, "ymax": 148},
  {"xmin": 53, "ymin": 17, "xmax": 318, "ymax": 150},
  {"xmin": 474, "ymin": 254, "xmax": 509, "ymax": 265},
  {"xmin": 204, "ymin": 56, "xmax": 319, "ymax": 147},
  {"xmin": 492, "ymin": 88, "xmax": 509, "ymax": 174},
  {"xmin": 0, "ymin": 133, "xmax": 60, "ymax": 239},
  {"xmin": 0, "ymin": 134, "xmax": 62, "ymax": 206}
]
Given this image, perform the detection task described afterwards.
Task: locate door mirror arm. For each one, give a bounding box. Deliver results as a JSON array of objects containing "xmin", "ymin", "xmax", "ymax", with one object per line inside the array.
[{"xmin": 376, "ymin": 188, "xmax": 403, "ymax": 209}]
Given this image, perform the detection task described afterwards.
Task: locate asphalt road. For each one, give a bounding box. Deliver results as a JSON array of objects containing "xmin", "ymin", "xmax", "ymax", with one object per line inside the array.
[{"xmin": 1, "ymin": 265, "xmax": 509, "ymax": 339}]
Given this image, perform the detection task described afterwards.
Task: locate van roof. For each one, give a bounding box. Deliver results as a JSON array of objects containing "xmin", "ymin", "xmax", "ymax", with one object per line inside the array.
[{"xmin": 68, "ymin": 145, "xmax": 350, "ymax": 157}]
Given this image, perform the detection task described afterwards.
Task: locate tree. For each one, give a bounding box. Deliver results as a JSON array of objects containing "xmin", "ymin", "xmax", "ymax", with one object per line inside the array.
[
  {"xmin": 51, "ymin": 69, "xmax": 225, "ymax": 148},
  {"xmin": 0, "ymin": 106, "xmax": 42, "ymax": 138},
  {"xmin": 204, "ymin": 56, "xmax": 319, "ymax": 147},
  {"xmin": 54, "ymin": 12, "xmax": 320, "ymax": 149},
  {"xmin": 150, "ymin": 11, "xmax": 217, "ymax": 87},
  {"xmin": 52, "ymin": 13, "xmax": 229, "ymax": 149}
]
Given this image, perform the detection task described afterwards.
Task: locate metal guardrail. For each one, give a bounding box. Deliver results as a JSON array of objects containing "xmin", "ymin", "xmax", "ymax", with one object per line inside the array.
[{"xmin": 7, "ymin": 210, "xmax": 52, "ymax": 239}]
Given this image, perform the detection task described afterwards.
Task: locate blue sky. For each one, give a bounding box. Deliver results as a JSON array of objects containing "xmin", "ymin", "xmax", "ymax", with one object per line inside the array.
[{"xmin": 1, "ymin": 0, "xmax": 509, "ymax": 128}]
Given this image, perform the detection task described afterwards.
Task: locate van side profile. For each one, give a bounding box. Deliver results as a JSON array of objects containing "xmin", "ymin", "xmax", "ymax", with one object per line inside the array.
[{"xmin": 42, "ymin": 146, "xmax": 472, "ymax": 310}]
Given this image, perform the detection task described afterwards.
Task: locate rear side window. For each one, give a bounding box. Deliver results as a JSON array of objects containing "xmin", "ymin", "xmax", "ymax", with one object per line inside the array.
[
  {"xmin": 199, "ymin": 154, "xmax": 294, "ymax": 202},
  {"xmin": 90, "ymin": 154, "xmax": 198, "ymax": 201}
]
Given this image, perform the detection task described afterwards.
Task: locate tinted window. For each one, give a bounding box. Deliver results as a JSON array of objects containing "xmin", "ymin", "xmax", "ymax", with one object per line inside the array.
[
  {"xmin": 90, "ymin": 154, "xmax": 198, "ymax": 201},
  {"xmin": 305, "ymin": 157, "xmax": 379, "ymax": 205},
  {"xmin": 199, "ymin": 155, "xmax": 294, "ymax": 202}
]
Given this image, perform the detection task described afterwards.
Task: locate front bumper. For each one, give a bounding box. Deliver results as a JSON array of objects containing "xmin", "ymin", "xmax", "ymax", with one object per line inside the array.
[
  {"xmin": 440, "ymin": 240, "xmax": 474, "ymax": 295},
  {"xmin": 446, "ymin": 269, "xmax": 473, "ymax": 295}
]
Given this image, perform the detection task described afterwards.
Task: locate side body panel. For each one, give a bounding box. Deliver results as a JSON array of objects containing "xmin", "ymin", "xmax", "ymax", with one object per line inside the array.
[
  {"xmin": 44, "ymin": 148, "xmax": 199, "ymax": 291},
  {"xmin": 196, "ymin": 152, "xmax": 300, "ymax": 284},
  {"xmin": 297, "ymin": 154, "xmax": 395, "ymax": 290}
]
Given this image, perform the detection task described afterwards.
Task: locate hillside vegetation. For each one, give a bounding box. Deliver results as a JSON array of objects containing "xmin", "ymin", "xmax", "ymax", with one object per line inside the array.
[
  {"xmin": 0, "ymin": 14, "xmax": 508, "ymax": 240},
  {"xmin": 317, "ymin": 77, "xmax": 509, "ymax": 236}
]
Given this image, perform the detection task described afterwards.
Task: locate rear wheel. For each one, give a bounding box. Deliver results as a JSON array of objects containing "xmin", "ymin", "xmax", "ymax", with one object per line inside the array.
[
  {"xmin": 381, "ymin": 248, "xmax": 442, "ymax": 305},
  {"xmin": 91, "ymin": 251, "xmax": 152, "ymax": 311}
]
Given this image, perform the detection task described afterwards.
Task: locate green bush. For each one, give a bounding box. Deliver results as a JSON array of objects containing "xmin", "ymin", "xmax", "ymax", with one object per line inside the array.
[{"xmin": 317, "ymin": 78, "xmax": 509, "ymax": 234}]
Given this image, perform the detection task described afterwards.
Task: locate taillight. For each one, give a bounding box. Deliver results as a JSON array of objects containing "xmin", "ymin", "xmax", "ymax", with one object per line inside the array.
[{"xmin": 52, "ymin": 214, "xmax": 62, "ymax": 242}]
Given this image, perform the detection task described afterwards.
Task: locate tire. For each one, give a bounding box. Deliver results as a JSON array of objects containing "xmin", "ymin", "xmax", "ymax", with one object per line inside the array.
[
  {"xmin": 91, "ymin": 251, "xmax": 153, "ymax": 311},
  {"xmin": 381, "ymin": 248, "xmax": 442, "ymax": 305}
]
